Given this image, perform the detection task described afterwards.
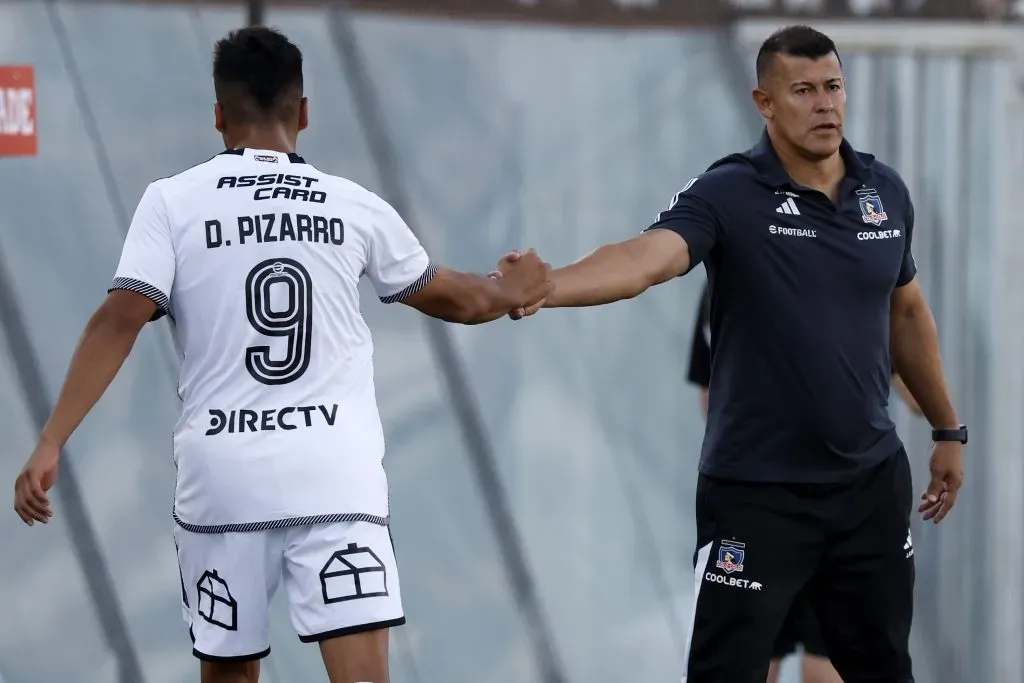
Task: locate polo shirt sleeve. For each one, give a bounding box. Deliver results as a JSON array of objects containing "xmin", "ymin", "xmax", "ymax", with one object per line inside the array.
[
  {"xmin": 896, "ymin": 190, "xmax": 917, "ymax": 287},
  {"xmin": 643, "ymin": 176, "xmax": 722, "ymax": 272}
]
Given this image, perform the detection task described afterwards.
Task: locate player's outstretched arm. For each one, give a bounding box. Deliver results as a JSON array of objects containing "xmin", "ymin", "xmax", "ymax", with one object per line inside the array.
[
  {"xmin": 502, "ymin": 229, "xmax": 692, "ymax": 317},
  {"xmin": 13, "ymin": 290, "xmax": 155, "ymax": 526},
  {"xmin": 400, "ymin": 249, "xmax": 553, "ymax": 325}
]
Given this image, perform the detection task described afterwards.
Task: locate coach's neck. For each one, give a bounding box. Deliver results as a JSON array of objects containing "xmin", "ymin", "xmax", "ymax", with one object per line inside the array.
[{"xmin": 768, "ymin": 129, "xmax": 844, "ymax": 199}]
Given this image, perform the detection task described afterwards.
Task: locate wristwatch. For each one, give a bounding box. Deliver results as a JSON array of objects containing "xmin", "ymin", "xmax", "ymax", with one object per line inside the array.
[{"xmin": 932, "ymin": 424, "xmax": 968, "ymax": 444}]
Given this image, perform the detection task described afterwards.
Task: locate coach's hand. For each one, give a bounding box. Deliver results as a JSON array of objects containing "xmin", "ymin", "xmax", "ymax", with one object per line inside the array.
[
  {"xmin": 489, "ymin": 251, "xmax": 546, "ymax": 320},
  {"xmin": 919, "ymin": 441, "xmax": 963, "ymax": 524},
  {"xmin": 14, "ymin": 439, "xmax": 59, "ymax": 526}
]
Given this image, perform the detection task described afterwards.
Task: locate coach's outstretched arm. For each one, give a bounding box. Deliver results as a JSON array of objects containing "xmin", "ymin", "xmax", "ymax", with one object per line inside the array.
[
  {"xmin": 500, "ymin": 176, "xmax": 718, "ymax": 316},
  {"xmin": 531, "ymin": 230, "xmax": 692, "ymax": 310}
]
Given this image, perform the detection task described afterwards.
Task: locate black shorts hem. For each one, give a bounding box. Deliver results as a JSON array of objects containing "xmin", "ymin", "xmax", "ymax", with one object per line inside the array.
[
  {"xmin": 772, "ymin": 642, "xmax": 797, "ymax": 659},
  {"xmin": 192, "ymin": 646, "xmax": 271, "ymax": 663},
  {"xmin": 298, "ymin": 616, "xmax": 406, "ymax": 643},
  {"xmin": 772, "ymin": 640, "xmax": 829, "ymax": 659},
  {"xmin": 802, "ymin": 644, "xmax": 830, "ymax": 658}
]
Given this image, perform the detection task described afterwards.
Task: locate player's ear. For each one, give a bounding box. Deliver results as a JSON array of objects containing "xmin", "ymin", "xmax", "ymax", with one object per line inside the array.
[
  {"xmin": 298, "ymin": 97, "xmax": 309, "ymax": 132},
  {"xmin": 752, "ymin": 88, "xmax": 773, "ymax": 121},
  {"xmin": 214, "ymin": 102, "xmax": 226, "ymax": 134}
]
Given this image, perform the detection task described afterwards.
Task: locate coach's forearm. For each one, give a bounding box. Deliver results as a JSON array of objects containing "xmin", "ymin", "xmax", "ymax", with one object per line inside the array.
[
  {"xmin": 40, "ymin": 306, "xmax": 142, "ymax": 449},
  {"xmin": 890, "ymin": 304, "xmax": 958, "ymax": 429},
  {"xmin": 544, "ymin": 244, "xmax": 649, "ymax": 308}
]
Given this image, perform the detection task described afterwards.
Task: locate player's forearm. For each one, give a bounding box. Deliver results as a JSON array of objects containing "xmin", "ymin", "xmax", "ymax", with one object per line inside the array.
[
  {"xmin": 468, "ymin": 276, "xmax": 525, "ymax": 325},
  {"xmin": 447, "ymin": 271, "xmax": 521, "ymax": 325},
  {"xmin": 890, "ymin": 305, "xmax": 958, "ymax": 429},
  {"xmin": 39, "ymin": 307, "xmax": 143, "ymax": 449},
  {"xmin": 544, "ymin": 243, "xmax": 650, "ymax": 308}
]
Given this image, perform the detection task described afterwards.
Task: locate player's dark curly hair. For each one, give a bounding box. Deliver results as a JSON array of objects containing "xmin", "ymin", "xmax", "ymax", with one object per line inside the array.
[
  {"xmin": 213, "ymin": 27, "xmax": 304, "ymax": 124},
  {"xmin": 755, "ymin": 25, "xmax": 841, "ymax": 85}
]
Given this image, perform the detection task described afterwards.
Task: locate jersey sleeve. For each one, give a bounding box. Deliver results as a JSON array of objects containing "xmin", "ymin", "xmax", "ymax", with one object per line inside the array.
[
  {"xmin": 643, "ymin": 176, "xmax": 722, "ymax": 272},
  {"xmin": 366, "ymin": 196, "xmax": 437, "ymax": 304},
  {"xmin": 896, "ymin": 193, "xmax": 917, "ymax": 287},
  {"xmin": 109, "ymin": 182, "xmax": 175, "ymax": 321}
]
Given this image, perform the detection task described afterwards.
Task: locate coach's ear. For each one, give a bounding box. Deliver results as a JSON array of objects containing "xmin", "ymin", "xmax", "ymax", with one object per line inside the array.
[
  {"xmin": 298, "ymin": 97, "xmax": 309, "ymax": 132},
  {"xmin": 214, "ymin": 102, "xmax": 226, "ymax": 134},
  {"xmin": 752, "ymin": 88, "xmax": 773, "ymax": 121}
]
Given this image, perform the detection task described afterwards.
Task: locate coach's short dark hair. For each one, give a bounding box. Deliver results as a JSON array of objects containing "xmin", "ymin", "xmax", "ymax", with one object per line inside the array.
[
  {"xmin": 213, "ymin": 27, "xmax": 303, "ymax": 124},
  {"xmin": 755, "ymin": 25, "xmax": 840, "ymax": 85}
]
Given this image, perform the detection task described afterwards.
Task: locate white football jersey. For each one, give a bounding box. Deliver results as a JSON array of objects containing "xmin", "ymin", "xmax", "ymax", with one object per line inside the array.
[{"xmin": 111, "ymin": 148, "xmax": 435, "ymax": 533}]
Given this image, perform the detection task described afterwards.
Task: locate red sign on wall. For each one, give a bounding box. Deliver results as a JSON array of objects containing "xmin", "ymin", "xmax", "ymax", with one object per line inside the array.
[{"xmin": 0, "ymin": 66, "xmax": 37, "ymax": 157}]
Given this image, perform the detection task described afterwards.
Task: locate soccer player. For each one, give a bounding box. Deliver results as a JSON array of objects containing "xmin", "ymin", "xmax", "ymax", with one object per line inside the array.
[
  {"xmin": 13, "ymin": 27, "xmax": 551, "ymax": 683},
  {"xmin": 499, "ymin": 25, "xmax": 966, "ymax": 683}
]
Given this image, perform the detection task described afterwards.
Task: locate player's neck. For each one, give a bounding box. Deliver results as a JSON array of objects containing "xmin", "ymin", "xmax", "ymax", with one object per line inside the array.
[
  {"xmin": 224, "ymin": 126, "xmax": 297, "ymax": 155},
  {"xmin": 771, "ymin": 135, "xmax": 845, "ymax": 201}
]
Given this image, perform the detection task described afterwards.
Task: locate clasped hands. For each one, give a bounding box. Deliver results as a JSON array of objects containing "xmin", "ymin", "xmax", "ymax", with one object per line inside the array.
[{"xmin": 488, "ymin": 249, "xmax": 549, "ymax": 320}]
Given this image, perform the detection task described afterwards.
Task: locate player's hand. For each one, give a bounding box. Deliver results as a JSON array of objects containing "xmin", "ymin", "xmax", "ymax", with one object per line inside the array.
[
  {"xmin": 490, "ymin": 250, "xmax": 549, "ymax": 320},
  {"xmin": 918, "ymin": 441, "xmax": 963, "ymax": 524},
  {"xmin": 14, "ymin": 438, "xmax": 59, "ymax": 526}
]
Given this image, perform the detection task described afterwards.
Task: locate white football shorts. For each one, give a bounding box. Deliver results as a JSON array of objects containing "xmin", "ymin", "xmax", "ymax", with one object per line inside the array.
[{"xmin": 173, "ymin": 521, "xmax": 405, "ymax": 661}]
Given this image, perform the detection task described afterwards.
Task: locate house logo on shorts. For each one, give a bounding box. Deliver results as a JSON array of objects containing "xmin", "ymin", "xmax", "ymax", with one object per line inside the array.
[
  {"xmin": 857, "ymin": 188, "xmax": 888, "ymax": 226},
  {"xmin": 319, "ymin": 543, "xmax": 389, "ymax": 605},
  {"xmin": 196, "ymin": 569, "xmax": 238, "ymax": 631},
  {"xmin": 716, "ymin": 540, "xmax": 745, "ymax": 574}
]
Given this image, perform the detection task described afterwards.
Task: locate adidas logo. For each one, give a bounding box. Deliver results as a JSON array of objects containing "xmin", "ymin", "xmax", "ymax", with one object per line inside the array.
[
  {"xmin": 904, "ymin": 530, "xmax": 914, "ymax": 558},
  {"xmin": 776, "ymin": 198, "xmax": 800, "ymax": 215}
]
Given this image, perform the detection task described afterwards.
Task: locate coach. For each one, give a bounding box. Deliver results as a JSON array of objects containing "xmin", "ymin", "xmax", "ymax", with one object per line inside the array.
[{"xmin": 499, "ymin": 24, "xmax": 965, "ymax": 683}]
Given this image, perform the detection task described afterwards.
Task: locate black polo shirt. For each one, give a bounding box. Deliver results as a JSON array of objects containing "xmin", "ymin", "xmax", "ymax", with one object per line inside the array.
[{"xmin": 650, "ymin": 131, "xmax": 916, "ymax": 483}]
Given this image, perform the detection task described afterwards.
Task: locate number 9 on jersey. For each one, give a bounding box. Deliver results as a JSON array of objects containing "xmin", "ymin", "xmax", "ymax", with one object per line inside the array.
[{"xmin": 244, "ymin": 257, "xmax": 314, "ymax": 386}]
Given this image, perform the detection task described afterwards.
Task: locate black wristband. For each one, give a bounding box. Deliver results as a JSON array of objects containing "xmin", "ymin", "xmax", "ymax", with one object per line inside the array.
[{"xmin": 932, "ymin": 425, "xmax": 968, "ymax": 444}]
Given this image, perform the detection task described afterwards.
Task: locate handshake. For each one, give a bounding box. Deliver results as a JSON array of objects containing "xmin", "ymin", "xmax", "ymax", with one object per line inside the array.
[{"xmin": 486, "ymin": 249, "xmax": 554, "ymax": 321}]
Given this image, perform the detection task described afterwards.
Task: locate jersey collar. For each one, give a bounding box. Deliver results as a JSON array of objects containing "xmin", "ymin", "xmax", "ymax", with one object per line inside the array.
[
  {"xmin": 219, "ymin": 148, "xmax": 306, "ymax": 164},
  {"xmin": 746, "ymin": 128, "xmax": 871, "ymax": 188}
]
